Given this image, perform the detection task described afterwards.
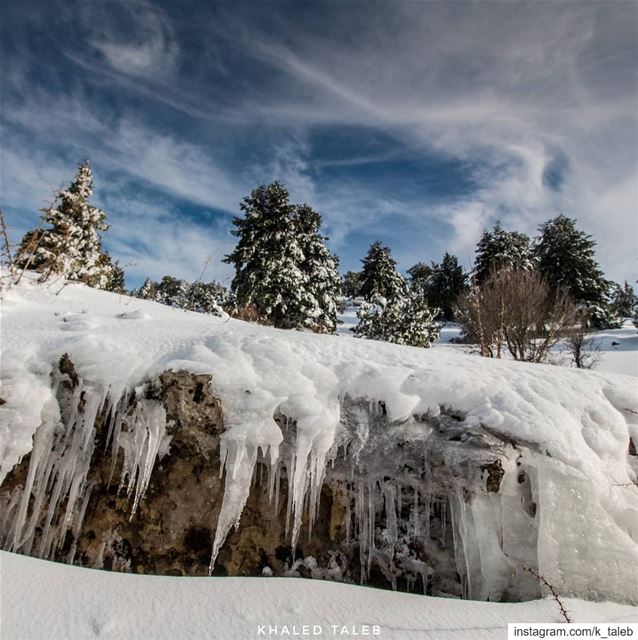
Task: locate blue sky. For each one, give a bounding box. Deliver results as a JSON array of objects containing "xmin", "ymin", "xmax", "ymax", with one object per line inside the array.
[{"xmin": 1, "ymin": 1, "xmax": 636, "ymax": 288}]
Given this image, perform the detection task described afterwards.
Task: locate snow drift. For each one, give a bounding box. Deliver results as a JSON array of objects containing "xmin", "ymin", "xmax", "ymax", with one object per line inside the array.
[{"xmin": 1, "ymin": 274, "xmax": 637, "ymax": 604}]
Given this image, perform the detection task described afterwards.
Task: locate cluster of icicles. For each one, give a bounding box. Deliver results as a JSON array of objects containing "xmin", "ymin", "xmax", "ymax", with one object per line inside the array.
[
  {"xmin": 0, "ymin": 368, "xmax": 452, "ymax": 594},
  {"xmin": 0, "ymin": 369, "xmax": 527, "ymax": 602},
  {"xmin": 0, "ymin": 377, "xmax": 170, "ymax": 564},
  {"xmin": 0, "ymin": 367, "xmax": 350, "ymax": 575}
]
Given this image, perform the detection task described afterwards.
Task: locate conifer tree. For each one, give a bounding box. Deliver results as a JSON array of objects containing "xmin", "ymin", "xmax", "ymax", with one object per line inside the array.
[
  {"xmin": 15, "ymin": 162, "xmax": 121, "ymax": 290},
  {"xmin": 610, "ymin": 281, "xmax": 636, "ymax": 319},
  {"xmin": 155, "ymin": 276, "xmax": 190, "ymax": 308},
  {"xmin": 342, "ymin": 271, "xmax": 362, "ymax": 299},
  {"xmin": 354, "ymin": 293, "xmax": 440, "ymax": 347},
  {"xmin": 406, "ymin": 262, "xmax": 432, "ymax": 297},
  {"xmin": 473, "ymin": 222, "xmax": 533, "ymax": 284},
  {"xmin": 425, "ymin": 253, "xmax": 468, "ymax": 322},
  {"xmin": 294, "ymin": 204, "xmax": 341, "ymax": 333},
  {"xmin": 359, "ymin": 241, "xmax": 409, "ymax": 302},
  {"xmin": 354, "ymin": 242, "xmax": 439, "ymax": 346},
  {"xmin": 134, "ymin": 278, "xmax": 159, "ymax": 301},
  {"xmin": 534, "ymin": 215, "xmax": 615, "ymax": 328},
  {"xmin": 223, "ymin": 182, "xmax": 313, "ymax": 329},
  {"xmin": 99, "ymin": 255, "xmax": 127, "ymax": 294},
  {"xmin": 133, "ymin": 276, "xmax": 228, "ymax": 316},
  {"xmin": 187, "ymin": 280, "xmax": 229, "ymax": 315}
]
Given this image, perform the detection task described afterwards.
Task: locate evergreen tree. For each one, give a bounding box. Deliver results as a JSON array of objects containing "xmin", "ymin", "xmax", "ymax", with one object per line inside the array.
[
  {"xmin": 133, "ymin": 276, "xmax": 228, "ymax": 316},
  {"xmin": 100, "ymin": 256, "xmax": 127, "ymax": 294},
  {"xmin": 407, "ymin": 262, "xmax": 432, "ymax": 297},
  {"xmin": 610, "ymin": 281, "xmax": 636, "ymax": 319},
  {"xmin": 188, "ymin": 281, "xmax": 230, "ymax": 314},
  {"xmin": 354, "ymin": 242, "xmax": 439, "ymax": 346},
  {"xmin": 359, "ymin": 241, "xmax": 408, "ymax": 302},
  {"xmin": 425, "ymin": 253, "xmax": 468, "ymax": 322},
  {"xmin": 473, "ymin": 221, "xmax": 534, "ymax": 284},
  {"xmin": 15, "ymin": 162, "xmax": 121, "ymax": 290},
  {"xmin": 534, "ymin": 215, "xmax": 615, "ymax": 328},
  {"xmin": 134, "ymin": 278, "xmax": 159, "ymax": 301},
  {"xmin": 294, "ymin": 204, "xmax": 341, "ymax": 333},
  {"xmin": 223, "ymin": 182, "xmax": 314, "ymax": 329},
  {"xmin": 354, "ymin": 292, "xmax": 440, "ymax": 347},
  {"xmin": 155, "ymin": 276, "xmax": 190, "ymax": 308},
  {"xmin": 342, "ymin": 271, "xmax": 362, "ymax": 299}
]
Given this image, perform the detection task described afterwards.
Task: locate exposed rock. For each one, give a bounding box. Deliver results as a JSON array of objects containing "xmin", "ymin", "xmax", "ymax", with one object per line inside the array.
[{"xmin": 0, "ymin": 362, "xmax": 537, "ymax": 601}]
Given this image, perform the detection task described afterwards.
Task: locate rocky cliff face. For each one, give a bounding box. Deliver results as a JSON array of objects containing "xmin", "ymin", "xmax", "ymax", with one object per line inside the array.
[{"xmin": 0, "ymin": 356, "xmax": 548, "ymax": 602}]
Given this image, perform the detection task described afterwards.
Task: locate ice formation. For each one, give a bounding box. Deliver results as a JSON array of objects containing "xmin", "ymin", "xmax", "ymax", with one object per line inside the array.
[{"xmin": 1, "ymin": 273, "xmax": 637, "ymax": 604}]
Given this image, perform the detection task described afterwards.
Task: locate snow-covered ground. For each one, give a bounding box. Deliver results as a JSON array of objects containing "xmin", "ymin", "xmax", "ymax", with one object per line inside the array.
[
  {"xmin": 336, "ymin": 301, "xmax": 359, "ymax": 336},
  {"xmin": 1, "ymin": 274, "xmax": 638, "ymax": 617},
  {"xmin": 570, "ymin": 322, "xmax": 638, "ymax": 377},
  {"xmin": 339, "ymin": 301, "xmax": 638, "ymax": 378},
  {"xmin": 2, "ymin": 551, "xmax": 637, "ymax": 640}
]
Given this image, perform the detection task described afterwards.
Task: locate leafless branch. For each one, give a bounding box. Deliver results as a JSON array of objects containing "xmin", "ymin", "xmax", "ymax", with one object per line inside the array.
[{"xmin": 521, "ymin": 563, "xmax": 572, "ymax": 623}]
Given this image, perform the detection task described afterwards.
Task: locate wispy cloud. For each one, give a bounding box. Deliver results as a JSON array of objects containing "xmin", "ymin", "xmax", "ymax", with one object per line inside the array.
[
  {"xmin": 1, "ymin": 0, "xmax": 636, "ymax": 284},
  {"xmin": 89, "ymin": 3, "xmax": 180, "ymax": 78}
]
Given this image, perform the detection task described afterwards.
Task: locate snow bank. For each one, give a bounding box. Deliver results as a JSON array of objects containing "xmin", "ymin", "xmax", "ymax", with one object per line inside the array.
[
  {"xmin": 1, "ymin": 551, "xmax": 637, "ymax": 640},
  {"xmin": 1, "ymin": 273, "xmax": 637, "ymax": 604}
]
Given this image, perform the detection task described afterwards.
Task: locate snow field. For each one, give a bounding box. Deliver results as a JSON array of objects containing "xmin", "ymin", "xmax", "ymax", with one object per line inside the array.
[{"xmin": 1, "ymin": 274, "xmax": 637, "ymax": 605}]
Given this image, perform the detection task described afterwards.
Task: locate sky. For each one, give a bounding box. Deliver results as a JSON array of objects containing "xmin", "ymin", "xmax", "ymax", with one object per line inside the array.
[{"xmin": 1, "ymin": 0, "xmax": 637, "ymax": 289}]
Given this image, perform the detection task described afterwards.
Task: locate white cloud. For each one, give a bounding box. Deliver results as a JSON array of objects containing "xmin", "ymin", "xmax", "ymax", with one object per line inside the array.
[
  {"xmin": 2, "ymin": 1, "xmax": 636, "ymax": 284},
  {"xmin": 228, "ymin": 2, "xmax": 637, "ymax": 281},
  {"xmin": 89, "ymin": 3, "xmax": 180, "ymax": 78}
]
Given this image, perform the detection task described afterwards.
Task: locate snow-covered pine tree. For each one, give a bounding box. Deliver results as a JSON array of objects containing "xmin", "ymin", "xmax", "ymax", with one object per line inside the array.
[
  {"xmin": 354, "ymin": 242, "xmax": 439, "ymax": 347},
  {"xmin": 187, "ymin": 281, "xmax": 229, "ymax": 315},
  {"xmin": 294, "ymin": 204, "xmax": 341, "ymax": 333},
  {"xmin": 425, "ymin": 253, "xmax": 468, "ymax": 321},
  {"xmin": 534, "ymin": 215, "xmax": 616, "ymax": 328},
  {"xmin": 223, "ymin": 182, "xmax": 314, "ymax": 329},
  {"xmin": 406, "ymin": 262, "xmax": 432, "ymax": 297},
  {"xmin": 610, "ymin": 281, "xmax": 636, "ymax": 319},
  {"xmin": 473, "ymin": 221, "xmax": 533, "ymax": 284},
  {"xmin": 359, "ymin": 241, "xmax": 409, "ymax": 301},
  {"xmin": 133, "ymin": 276, "xmax": 228, "ymax": 316},
  {"xmin": 342, "ymin": 271, "xmax": 362, "ymax": 299},
  {"xmin": 98, "ymin": 255, "xmax": 127, "ymax": 294},
  {"xmin": 133, "ymin": 278, "xmax": 159, "ymax": 301},
  {"xmin": 354, "ymin": 293, "xmax": 440, "ymax": 347},
  {"xmin": 155, "ymin": 276, "xmax": 190, "ymax": 308},
  {"xmin": 15, "ymin": 162, "xmax": 121, "ymax": 290}
]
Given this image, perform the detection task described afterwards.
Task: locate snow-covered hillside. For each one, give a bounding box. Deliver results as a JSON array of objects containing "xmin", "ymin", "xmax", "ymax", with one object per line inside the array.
[
  {"xmin": 1, "ymin": 273, "xmax": 638, "ymax": 606},
  {"xmin": 339, "ymin": 301, "xmax": 638, "ymax": 377},
  {"xmin": 1, "ymin": 551, "xmax": 637, "ymax": 640}
]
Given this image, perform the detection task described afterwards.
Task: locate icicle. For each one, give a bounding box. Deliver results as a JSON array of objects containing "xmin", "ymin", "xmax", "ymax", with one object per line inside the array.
[
  {"xmin": 209, "ymin": 441, "xmax": 258, "ymax": 573},
  {"xmin": 384, "ymin": 482, "xmax": 397, "ymax": 544},
  {"xmin": 4, "ymin": 379, "xmax": 107, "ymax": 560},
  {"xmin": 367, "ymin": 479, "xmax": 376, "ymax": 576},
  {"xmin": 274, "ymin": 464, "xmax": 281, "ymax": 514},
  {"xmin": 357, "ymin": 481, "xmax": 367, "ymax": 583},
  {"xmin": 423, "ymin": 491, "xmax": 431, "ymax": 542},
  {"xmin": 116, "ymin": 399, "xmax": 170, "ymax": 519},
  {"xmin": 441, "ymin": 498, "xmax": 448, "ymax": 542}
]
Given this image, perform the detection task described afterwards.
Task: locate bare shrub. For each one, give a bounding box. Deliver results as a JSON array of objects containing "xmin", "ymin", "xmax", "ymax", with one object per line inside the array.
[
  {"xmin": 564, "ymin": 309, "xmax": 601, "ymax": 369},
  {"xmin": 458, "ymin": 268, "xmax": 576, "ymax": 363},
  {"xmin": 521, "ymin": 563, "xmax": 572, "ymax": 623}
]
